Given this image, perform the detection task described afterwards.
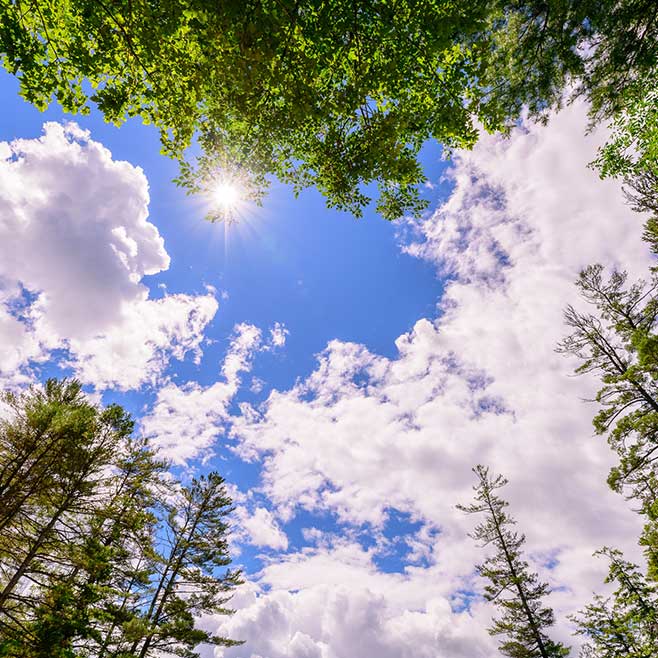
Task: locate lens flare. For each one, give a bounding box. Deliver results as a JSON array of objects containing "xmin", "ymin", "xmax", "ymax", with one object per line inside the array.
[{"xmin": 212, "ymin": 181, "xmax": 241, "ymax": 212}]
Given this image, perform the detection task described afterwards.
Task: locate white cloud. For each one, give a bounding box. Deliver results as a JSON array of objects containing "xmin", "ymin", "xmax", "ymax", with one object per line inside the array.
[
  {"xmin": 216, "ymin": 541, "xmax": 495, "ymax": 658},
  {"xmin": 0, "ymin": 122, "xmax": 166, "ymax": 337},
  {"xmin": 219, "ymin": 101, "xmax": 651, "ymax": 654},
  {"xmin": 0, "ymin": 122, "xmax": 216, "ymax": 389},
  {"xmin": 236, "ymin": 506, "xmax": 289, "ymax": 551},
  {"xmin": 219, "ymin": 587, "xmax": 492, "ymax": 658},
  {"xmin": 142, "ymin": 322, "xmax": 265, "ymax": 465},
  {"xmin": 250, "ymin": 377, "xmax": 265, "ymax": 394},
  {"xmin": 66, "ymin": 293, "xmax": 218, "ymax": 390},
  {"xmin": 268, "ymin": 322, "xmax": 289, "ymax": 349}
]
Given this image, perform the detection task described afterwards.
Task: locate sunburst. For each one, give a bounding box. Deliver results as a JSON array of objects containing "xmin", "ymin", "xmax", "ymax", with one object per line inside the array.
[{"xmin": 210, "ymin": 180, "xmax": 242, "ymax": 220}]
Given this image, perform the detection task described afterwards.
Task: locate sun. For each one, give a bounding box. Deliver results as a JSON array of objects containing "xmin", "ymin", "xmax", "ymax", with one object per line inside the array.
[
  {"xmin": 204, "ymin": 174, "xmax": 254, "ymax": 224},
  {"xmin": 211, "ymin": 180, "xmax": 241, "ymax": 212}
]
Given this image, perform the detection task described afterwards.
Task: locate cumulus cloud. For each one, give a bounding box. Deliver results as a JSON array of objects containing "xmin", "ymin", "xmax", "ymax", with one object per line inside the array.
[
  {"xmin": 236, "ymin": 506, "xmax": 289, "ymax": 551},
  {"xmin": 219, "ymin": 584, "xmax": 493, "ymax": 658},
  {"xmin": 67, "ymin": 292, "xmax": 218, "ymax": 390},
  {"xmin": 0, "ymin": 122, "xmax": 216, "ymax": 388},
  {"xmin": 142, "ymin": 322, "xmax": 277, "ymax": 465},
  {"xmin": 218, "ymin": 101, "xmax": 652, "ymax": 655},
  {"xmin": 215, "ymin": 540, "xmax": 495, "ymax": 658}
]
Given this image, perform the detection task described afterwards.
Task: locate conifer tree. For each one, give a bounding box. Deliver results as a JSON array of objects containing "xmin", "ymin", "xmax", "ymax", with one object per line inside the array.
[
  {"xmin": 0, "ymin": 380, "xmax": 137, "ymax": 652},
  {"xmin": 73, "ymin": 435, "xmax": 168, "ymax": 657},
  {"xmin": 458, "ymin": 465, "xmax": 570, "ymax": 658},
  {"xmin": 558, "ymin": 231, "xmax": 658, "ymax": 578},
  {"xmin": 557, "ymin": 216, "xmax": 658, "ymax": 655},
  {"xmin": 0, "ymin": 379, "xmax": 91, "ymax": 533},
  {"xmin": 30, "ymin": 434, "xmax": 168, "ymax": 658},
  {"xmin": 0, "ymin": 379, "xmax": 243, "ymax": 658},
  {"xmin": 572, "ymin": 548, "xmax": 658, "ymax": 658},
  {"xmin": 124, "ymin": 472, "xmax": 243, "ymax": 658},
  {"xmin": 0, "ymin": 382, "xmax": 129, "ymax": 609}
]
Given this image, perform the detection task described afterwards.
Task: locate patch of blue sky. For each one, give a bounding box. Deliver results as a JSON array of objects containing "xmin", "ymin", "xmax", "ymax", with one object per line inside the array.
[
  {"xmin": 371, "ymin": 509, "xmax": 437, "ymax": 574},
  {"xmin": 450, "ymin": 588, "xmax": 480, "ymax": 614},
  {"xmin": 231, "ymin": 541, "xmax": 275, "ymax": 577},
  {"xmin": 530, "ymin": 548, "xmax": 563, "ymax": 572},
  {"xmin": 281, "ymin": 507, "xmax": 343, "ymax": 554},
  {"xmin": 101, "ymin": 387, "xmax": 153, "ymax": 423},
  {"xmin": 31, "ymin": 347, "xmax": 75, "ymax": 382},
  {"xmin": 4, "ymin": 285, "xmax": 40, "ymax": 321},
  {"xmin": 474, "ymin": 395, "xmax": 510, "ymax": 417}
]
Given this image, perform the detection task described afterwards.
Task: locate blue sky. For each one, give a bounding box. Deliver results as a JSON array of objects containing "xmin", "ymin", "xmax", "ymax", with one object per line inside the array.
[{"xmin": 0, "ymin": 68, "xmax": 652, "ymax": 656}]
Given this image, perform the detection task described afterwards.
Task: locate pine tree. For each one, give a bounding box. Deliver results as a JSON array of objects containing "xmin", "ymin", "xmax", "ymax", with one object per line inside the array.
[
  {"xmin": 558, "ymin": 232, "xmax": 658, "ymax": 578},
  {"xmin": 572, "ymin": 548, "xmax": 658, "ymax": 657},
  {"xmin": 40, "ymin": 435, "xmax": 168, "ymax": 658},
  {"xmin": 74, "ymin": 435, "xmax": 168, "ymax": 658},
  {"xmin": 0, "ymin": 380, "xmax": 243, "ymax": 657},
  {"xmin": 0, "ymin": 380, "xmax": 137, "ymax": 653},
  {"xmin": 458, "ymin": 465, "xmax": 570, "ymax": 658},
  {"xmin": 0, "ymin": 379, "xmax": 91, "ymax": 533},
  {"xmin": 124, "ymin": 472, "xmax": 243, "ymax": 658},
  {"xmin": 0, "ymin": 382, "xmax": 125, "ymax": 609}
]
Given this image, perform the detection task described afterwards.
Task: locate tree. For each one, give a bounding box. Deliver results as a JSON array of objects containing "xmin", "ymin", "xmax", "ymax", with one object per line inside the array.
[
  {"xmin": 0, "ymin": 0, "xmax": 489, "ymax": 220},
  {"xmin": 0, "ymin": 378, "xmax": 92, "ymax": 534},
  {"xmin": 0, "ymin": 379, "xmax": 241, "ymax": 658},
  {"xmin": 124, "ymin": 472, "xmax": 243, "ymax": 658},
  {"xmin": 558, "ymin": 254, "xmax": 658, "ymax": 578},
  {"xmin": 572, "ymin": 548, "xmax": 658, "ymax": 658},
  {"xmin": 479, "ymin": 1, "xmax": 658, "ymax": 122},
  {"xmin": 35, "ymin": 435, "xmax": 169, "ymax": 658},
  {"xmin": 0, "ymin": 381, "xmax": 129, "ymax": 614},
  {"xmin": 458, "ymin": 465, "xmax": 570, "ymax": 658},
  {"xmin": 593, "ymin": 73, "xmax": 658, "ymax": 184},
  {"xmin": 0, "ymin": 380, "xmax": 146, "ymax": 654},
  {"xmin": 591, "ymin": 65, "xmax": 657, "ymax": 223},
  {"xmin": 557, "ymin": 130, "xmax": 658, "ymax": 655},
  {"xmin": 68, "ymin": 435, "xmax": 169, "ymax": 658},
  {"xmin": 1, "ymin": 1, "xmax": 656, "ymax": 220}
]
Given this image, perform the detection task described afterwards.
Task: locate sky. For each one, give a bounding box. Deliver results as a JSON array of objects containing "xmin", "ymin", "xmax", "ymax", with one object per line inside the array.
[{"xmin": 0, "ymin": 68, "xmax": 653, "ymax": 656}]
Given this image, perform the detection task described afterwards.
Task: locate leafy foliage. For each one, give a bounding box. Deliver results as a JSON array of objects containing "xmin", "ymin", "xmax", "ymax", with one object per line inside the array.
[
  {"xmin": 474, "ymin": 0, "xmax": 658, "ymax": 123},
  {"xmin": 458, "ymin": 465, "xmax": 570, "ymax": 658},
  {"xmin": 593, "ymin": 73, "xmax": 658, "ymax": 184},
  {"xmin": 1, "ymin": 1, "xmax": 656, "ymax": 219},
  {"xmin": 0, "ymin": 0, "xmax": 489, "ymax": 219}
]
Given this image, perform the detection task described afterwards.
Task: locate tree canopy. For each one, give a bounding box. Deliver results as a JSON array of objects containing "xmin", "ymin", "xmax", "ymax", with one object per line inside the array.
[
  {"xmin": 1, "ymin": 0, "xmax": 655, "ymax": 220},
  {"xmin": 0, "ymin": 379, "xmax": 241, "ymax": 658}
]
